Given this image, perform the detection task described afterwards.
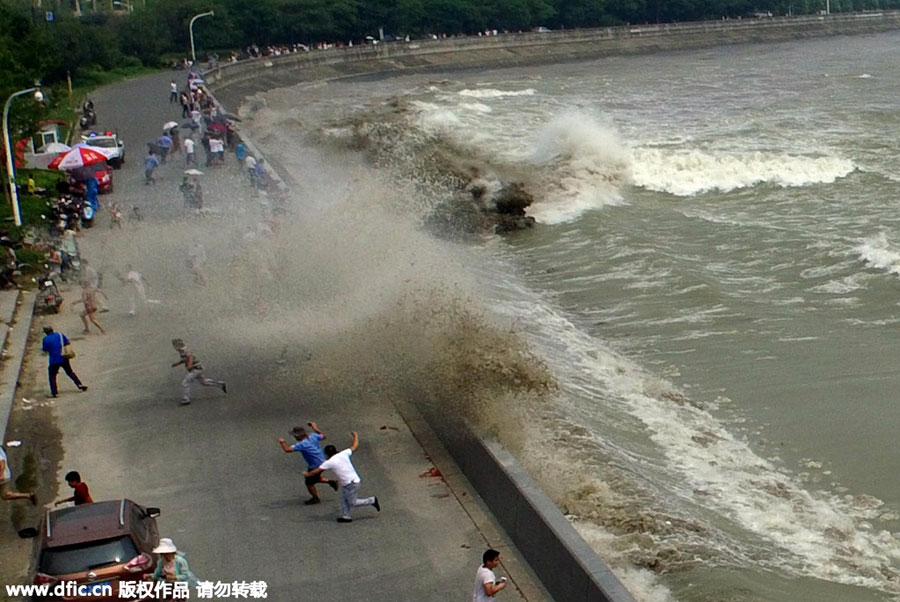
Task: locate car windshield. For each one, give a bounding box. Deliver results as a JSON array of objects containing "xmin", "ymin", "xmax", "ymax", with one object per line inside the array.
[
  {"xmin": 86, "ymin": 138, "xmax": 116, "ymax": 148},
  {"xmin": 39, "ymin": 536, "xmax": 137, "ymax": 575}
]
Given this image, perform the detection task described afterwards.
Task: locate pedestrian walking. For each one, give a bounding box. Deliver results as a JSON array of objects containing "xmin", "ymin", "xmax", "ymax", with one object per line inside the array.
[
  {"xmin": 180, "ymin": 92, "xmax": 191, "ymax": 118},
  {"xmin": 184, "ymin": 136, "xmax": 196, "ymax": 167},
  {"xmin": 170, "ymin": 338, "xmax": 227, "ymax": 405},
  {"xmin": 305, "ymin": 432, "xmax": 380, "ymax": 523},
  {"xmin": 40, "ymin": 325, "xmax": 88, "ymax": 397},
  {"xmin": 157, "ymin": 135, "xmax": 173, "ymax": 164},
  {"xmin": 169, "ymin": 127, "xmax": 181, "ymax": 156},
  {"xmin": 0, "ymin": 446, "xmax": 37, "ymax": 505},
  {"xmin": 169, "ymin": 80, "xmax": 178, "ymax": 103},
  {"xmin": 73, "ymin": 287, "xmax": 107, "ymax": 334},
  {"xmin": 277, "ymin": 423, "xmax": 339, "ymax": 505},
  {"xmin": 472, "ymin": 549, "xmax": 508, "ymax": 602},
  {"xmin": 54, "ymin": 471, "xmax": 93, "ymax": 506},
  {"xmin": 201, "ymin": 132, "xmax": 211, "ymax": 167},
  {"xmin": 144, "ymin": 150, "xmax": 160, "ymax": 185}
]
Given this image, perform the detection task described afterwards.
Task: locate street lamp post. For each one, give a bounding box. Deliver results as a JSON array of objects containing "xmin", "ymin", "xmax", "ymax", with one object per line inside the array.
[
  {"xmin": 2, "ymin": 86, "xmax": 43, "ymax": 227},
  {"xmin": 189, "ymin": 10, "xmax": 215, "ymax": 64}
]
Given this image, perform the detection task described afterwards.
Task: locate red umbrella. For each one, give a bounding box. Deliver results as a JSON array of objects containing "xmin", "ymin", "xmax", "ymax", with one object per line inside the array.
[
  {"xmin": 208, "ymin": 122, "xmax": 227, "ymax": 133},
  {"xmin": 47, "ymin": 146, "xmax": 108, "ymax": 171}
]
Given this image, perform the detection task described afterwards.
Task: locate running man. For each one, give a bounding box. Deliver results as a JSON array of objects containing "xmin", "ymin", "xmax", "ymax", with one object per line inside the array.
[
  {"xmin": 305, "ymin": 432, "xmax": 380, "ymax": 523},
  {"xmin": 73, "ymin": 287, "xmax": 108, "ymax": 334},
  {"xmin": 277, "ymin": 423, "xmax": 338, "ymax": 505},
  {"xmin": 170, "ymin": 338, "xmax": 226, "ymax": 405}
]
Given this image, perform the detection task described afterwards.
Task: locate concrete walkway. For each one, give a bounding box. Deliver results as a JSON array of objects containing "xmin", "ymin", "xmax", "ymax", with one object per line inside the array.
[{"xmin": 0, "ymin": 70, "xmax": 552, "ymax": 602}]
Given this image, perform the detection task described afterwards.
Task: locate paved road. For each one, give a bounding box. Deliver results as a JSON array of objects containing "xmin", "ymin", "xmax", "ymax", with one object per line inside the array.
[{"xmin": 2, "ymin": 70, "xmax": 551, "ymax": 602}]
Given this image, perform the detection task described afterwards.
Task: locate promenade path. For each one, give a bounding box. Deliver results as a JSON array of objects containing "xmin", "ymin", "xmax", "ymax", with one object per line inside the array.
[{"xmin": 0, "ymin": 70, "xmax": 551, "ymax": 602}]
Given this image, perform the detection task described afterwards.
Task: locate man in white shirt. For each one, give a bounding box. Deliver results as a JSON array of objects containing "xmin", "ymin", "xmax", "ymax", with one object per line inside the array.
[
  {"xmin": 184, "ymin": 136, "xmax": 196, "ymax": 166},
  {"xmin": 305, "ymin": 431, "xmax": 380, "ymax": 523},
  {"xmin": 473, "ymin": 549, "xmax": 507, "ymax": 601}
]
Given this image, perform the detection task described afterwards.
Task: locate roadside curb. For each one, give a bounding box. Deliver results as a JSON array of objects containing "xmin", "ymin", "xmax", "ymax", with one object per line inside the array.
[{"xmin": 0, "ymin": 291, "xmax": 37, "ymax": 443}]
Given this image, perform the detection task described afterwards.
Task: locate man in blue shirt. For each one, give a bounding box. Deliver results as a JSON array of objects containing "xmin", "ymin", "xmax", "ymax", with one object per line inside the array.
[
  {"xmin": 40, "ymin": 326, "xmax": 87, "ymax": 398},
  {"xmin": 144, "ymin": 150, "xmax": 160, "ymax": 185},
  {"xmin": 277, "ymin": 422, "xmax": 338, "ymax": 505}
]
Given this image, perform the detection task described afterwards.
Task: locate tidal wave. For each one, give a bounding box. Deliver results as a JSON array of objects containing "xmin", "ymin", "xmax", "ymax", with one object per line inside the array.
[{"xmin": 631, "ymin": 148, "xmax": 855, "ymax": 196}]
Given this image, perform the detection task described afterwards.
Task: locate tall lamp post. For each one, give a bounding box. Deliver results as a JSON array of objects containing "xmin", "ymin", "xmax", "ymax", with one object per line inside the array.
[
  {"xmin": 3, "ymin": 85, "xmax": 43, "ymax": 227},
  {"xmin": 190, "ymin": 10, "xmax": 215, "ymax": 64}
]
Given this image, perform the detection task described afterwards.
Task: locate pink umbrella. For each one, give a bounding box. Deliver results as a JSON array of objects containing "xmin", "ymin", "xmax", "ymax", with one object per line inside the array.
[{"xmin": 47, "ymin": 146, "xmax": 108, "ymax": 171}]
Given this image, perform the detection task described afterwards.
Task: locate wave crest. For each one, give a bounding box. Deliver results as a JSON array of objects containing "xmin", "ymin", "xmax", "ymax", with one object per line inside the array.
[{"xmin": 632, "ymin": 149, "xmax": 854, "ymax": 196}]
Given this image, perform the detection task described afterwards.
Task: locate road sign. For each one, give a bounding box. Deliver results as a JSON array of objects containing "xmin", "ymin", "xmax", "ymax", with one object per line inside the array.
[{"xmin": 45, "ymin": 11, "xmax": 54, "ymax": 21}]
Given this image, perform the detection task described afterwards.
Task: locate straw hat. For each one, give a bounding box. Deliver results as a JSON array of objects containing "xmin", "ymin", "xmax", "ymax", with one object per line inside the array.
[{"xmin": 152, "ymin": 538, "xmax": 177, "ymax": 554}]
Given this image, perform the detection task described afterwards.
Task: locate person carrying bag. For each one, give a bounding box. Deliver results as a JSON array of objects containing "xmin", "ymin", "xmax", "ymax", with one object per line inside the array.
[{"xmin": 40, "ymin": 326, "xmax": 87, "ymax": 398}]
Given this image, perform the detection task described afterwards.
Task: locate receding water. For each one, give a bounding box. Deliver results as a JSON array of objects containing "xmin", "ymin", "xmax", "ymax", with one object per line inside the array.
[{"xmin": 241, "ymin": 31, "xmax": 900, "ymax": 601}]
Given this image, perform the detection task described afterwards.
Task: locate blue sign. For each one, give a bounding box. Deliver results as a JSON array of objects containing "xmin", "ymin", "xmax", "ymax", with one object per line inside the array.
[{"xmin": 45, "ymin": 11, "xmax": 54, "ymax": 21}]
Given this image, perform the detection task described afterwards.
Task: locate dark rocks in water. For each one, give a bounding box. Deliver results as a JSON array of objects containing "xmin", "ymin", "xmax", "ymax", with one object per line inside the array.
[
  {"xmin": 495, "ymin": 215, "xmax": 536, "ymax": 234},
  {"xmin": 492, "ymin": 183, "xmax": 533, "ymax": 216}
]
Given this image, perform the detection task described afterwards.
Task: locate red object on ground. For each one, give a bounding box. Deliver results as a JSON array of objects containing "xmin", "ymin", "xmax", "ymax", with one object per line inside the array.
[{"xmin": 419, "ymin": 467, "xmax": 443, "ymax": 478}]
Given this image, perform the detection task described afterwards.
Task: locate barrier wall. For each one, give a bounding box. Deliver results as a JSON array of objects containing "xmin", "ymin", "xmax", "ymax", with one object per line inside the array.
[
  {"xmin": 427, "ymin": 417, "xmax": 639, "ymax": 602},
  {"xmin": 206, "ymin": 11, "xmax": 900, "ymax": 94}
]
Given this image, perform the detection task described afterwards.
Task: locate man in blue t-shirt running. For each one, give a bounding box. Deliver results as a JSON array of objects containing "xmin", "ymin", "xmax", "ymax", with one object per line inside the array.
[{"xmin": 277, "ymin": 422, "xmax": 338, "ymax": 505}]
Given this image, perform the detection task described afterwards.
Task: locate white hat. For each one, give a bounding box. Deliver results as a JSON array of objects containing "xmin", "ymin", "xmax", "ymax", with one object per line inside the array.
[{"xmin": 152, "ymin": 538, "xmax": 177, "ymax": 554}]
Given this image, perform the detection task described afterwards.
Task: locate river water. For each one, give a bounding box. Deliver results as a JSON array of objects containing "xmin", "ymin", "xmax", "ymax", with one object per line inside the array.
[{"xmin": 241, "ymin": 31, "xmax": 900, "ymax": 602}]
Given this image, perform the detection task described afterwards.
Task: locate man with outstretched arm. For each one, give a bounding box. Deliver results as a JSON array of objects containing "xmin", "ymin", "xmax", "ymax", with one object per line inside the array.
[
  {"xmin": 277, "ymin": 422, "xmax": 338, "ymax": 505},
  {"xmin": 305, "ymin": 431, "xmax": 380, "ymax": 523}
]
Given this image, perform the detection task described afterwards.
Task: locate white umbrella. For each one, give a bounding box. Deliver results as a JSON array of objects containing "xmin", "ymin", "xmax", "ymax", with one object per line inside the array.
[
  {"xmin": 183, "ymin": 169, "xmax": 204, "ymax": 176},
  {"xmin": 38, "ymin": 141, "xmax": 71, "ymax": 154},
  {"xmin": 163, "ymin": 121, "xmax": 179, "ymax": 132}
]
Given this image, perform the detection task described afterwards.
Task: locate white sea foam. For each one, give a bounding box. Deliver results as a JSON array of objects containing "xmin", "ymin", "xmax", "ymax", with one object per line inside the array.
[
  {"xmin": 631, "ymin": 148, "xmax": 855, "ymax": 196},
  {"xmin": 856, "ymin": 232, "xmax": 900, "ymax": 276},
  {"xmin": 492, "ymin": 286, "xmax": 900, "ymax": 594},
  {"xmin": 458, "ymin": 88, "xmax": 536, "ymax": 98},
  {"xmin": 458, "ymin": 102, "xmax": 493, "ymax": 113},
  {"xmin": 410, "ymin": 101, "xmax": 461, "ymax": 134},
  {"xmin": 528, "ymin": 113, "xmax": 631, "ymax": 224}
]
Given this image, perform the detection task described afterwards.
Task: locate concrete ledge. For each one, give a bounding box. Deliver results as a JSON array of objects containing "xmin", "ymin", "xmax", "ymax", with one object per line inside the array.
[{"xmin": 0, "ymin": 292, "xmax": 36, "ymax": 442}]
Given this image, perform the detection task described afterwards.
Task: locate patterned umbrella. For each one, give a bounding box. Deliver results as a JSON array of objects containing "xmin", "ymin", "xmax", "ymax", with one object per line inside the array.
[{"xmin": 47, "ymin": 146, "xmax": 108, "ymax": 170}]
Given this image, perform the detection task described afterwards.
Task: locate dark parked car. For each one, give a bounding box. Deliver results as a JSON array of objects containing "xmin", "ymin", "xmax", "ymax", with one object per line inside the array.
[{"xmin": 33, "ymin": 500, "xmax": 161, "ymax": 601}]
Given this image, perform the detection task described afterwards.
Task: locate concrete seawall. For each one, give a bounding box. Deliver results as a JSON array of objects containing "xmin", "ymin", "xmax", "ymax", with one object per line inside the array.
[{"xmin": 208, "ymin": 11, "xmax": 900, "ymax": 98}]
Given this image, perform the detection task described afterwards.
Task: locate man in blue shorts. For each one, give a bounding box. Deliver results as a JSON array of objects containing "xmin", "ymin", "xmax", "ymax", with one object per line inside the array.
[{"xmin": 277, "ymin": 422, "xmax": 338, "ymax": 505}]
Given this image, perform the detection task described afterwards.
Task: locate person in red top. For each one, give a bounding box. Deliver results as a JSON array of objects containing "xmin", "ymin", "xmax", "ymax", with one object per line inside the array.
[{"xmin": 55, "ymin": 471, "xmax": 93, "ymax": 506}]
